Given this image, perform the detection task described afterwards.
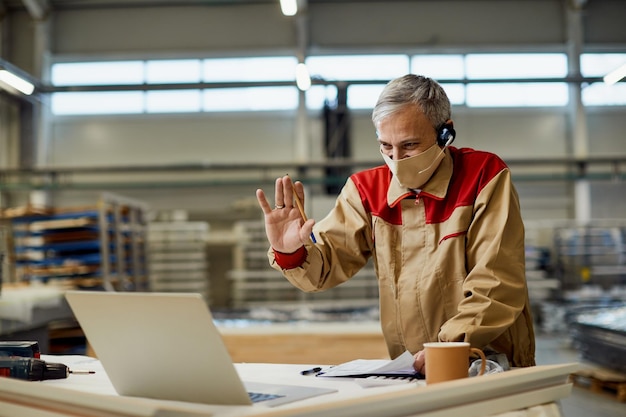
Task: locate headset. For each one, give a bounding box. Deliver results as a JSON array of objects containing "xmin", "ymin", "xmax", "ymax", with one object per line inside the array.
[{"xmin": 437, "ymin": 123, "xmax": 456, "ymax": 147}]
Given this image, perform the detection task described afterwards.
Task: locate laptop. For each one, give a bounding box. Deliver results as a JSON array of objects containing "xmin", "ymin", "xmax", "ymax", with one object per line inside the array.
[{"xmin": 64, "ymin": 291, "xmax": 337, "ymax": 407}]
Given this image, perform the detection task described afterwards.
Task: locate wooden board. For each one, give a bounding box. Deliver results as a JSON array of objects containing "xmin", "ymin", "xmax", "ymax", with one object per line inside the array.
[{"xmin": 221, "ymin": 330, "xmax": 389, "ymax": 364}]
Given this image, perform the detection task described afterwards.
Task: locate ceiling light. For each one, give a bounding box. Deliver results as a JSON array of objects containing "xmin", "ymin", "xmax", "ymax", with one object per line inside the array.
[
  {"xmin": 0, "ymin": 69, "xmax": 35, "ymax": 95},
  {"xmin": 603, "ymin": 62, "xmax": 626, "ymax": 85},
  {"xmin": 280, "ymin": 0, "xmax": 298, "ymax": 16},
  {"xmin": 295, "ymin": 63, "xmax": 311, "ymax": 91}
]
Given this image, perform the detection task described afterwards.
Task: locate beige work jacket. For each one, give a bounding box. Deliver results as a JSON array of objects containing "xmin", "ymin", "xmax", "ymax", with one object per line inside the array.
[{"xmin": 269, "ymin": 147, "xmax": 536, "ymax": 367}]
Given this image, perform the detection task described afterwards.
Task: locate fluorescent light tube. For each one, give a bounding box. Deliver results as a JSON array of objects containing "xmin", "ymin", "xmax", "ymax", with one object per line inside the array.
[
  {"xmin": 280, "ymin": 0, "xmax": 298, "ymax": 16},
  {"xmin": 295, "ymin": 63, "xmax": 311, "ymax": 91},
  {"xmin": 0, "ymin": 69, "xmax": 35, "ymax": 95},
  {"xmin": 603, "ymin": 63, "xmax": 626, "ymax": 85}
]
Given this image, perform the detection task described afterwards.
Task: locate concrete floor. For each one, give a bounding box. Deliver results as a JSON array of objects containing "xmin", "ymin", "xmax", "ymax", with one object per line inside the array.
[{"xmin": 534, "ymin": 334, "xmax": 626, "ymax": 417}]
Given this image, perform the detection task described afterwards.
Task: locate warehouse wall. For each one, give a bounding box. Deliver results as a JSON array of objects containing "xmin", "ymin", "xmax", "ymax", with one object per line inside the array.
[
  {"xmin": 48, "ymin": 112, "xmax": 303, "ymax": 166},
  {"xmin": 41, "ymin": 107, "xmax": 626, "ymax": 221},
  {"xmin": 1, "ymin": 0, "xmax": 624, "ymax": 307},
  {"xmin": 2, "ymin": 0, "xmax": 626, "ymax": 221}
]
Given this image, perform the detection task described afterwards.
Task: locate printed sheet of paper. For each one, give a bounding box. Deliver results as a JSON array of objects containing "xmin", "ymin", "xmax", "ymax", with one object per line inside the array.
[{"xmin": 318, "ymin": 350, "xmax": 420, "ymax": 378}]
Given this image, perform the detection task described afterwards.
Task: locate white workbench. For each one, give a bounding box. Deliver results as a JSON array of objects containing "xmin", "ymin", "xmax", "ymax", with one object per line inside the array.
[{"xmin": 0, "ymin": 354, "xmax": 577, "ymax": 417}]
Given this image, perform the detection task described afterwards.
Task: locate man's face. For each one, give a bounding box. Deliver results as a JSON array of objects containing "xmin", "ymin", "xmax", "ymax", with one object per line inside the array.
[{"xmin": 376, "ymin": 105, "xmax": 438, "ymax": 160}]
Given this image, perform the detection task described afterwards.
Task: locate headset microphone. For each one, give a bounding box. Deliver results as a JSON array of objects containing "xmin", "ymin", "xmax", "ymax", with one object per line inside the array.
[{"xmin": 437, "ymin": 123, "xmax": 456, "ymax": 147}]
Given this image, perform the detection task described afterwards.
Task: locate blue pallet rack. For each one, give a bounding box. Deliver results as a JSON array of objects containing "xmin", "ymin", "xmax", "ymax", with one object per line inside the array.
[{"xmin": 9, "ymin": 193, "xmax": 149, "ymax": 291}]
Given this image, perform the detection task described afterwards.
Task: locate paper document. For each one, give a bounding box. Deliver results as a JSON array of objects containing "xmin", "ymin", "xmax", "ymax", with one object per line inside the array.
[{"xmin": 318, "ymin": 350, "xmax": 423, "ymax": 378}]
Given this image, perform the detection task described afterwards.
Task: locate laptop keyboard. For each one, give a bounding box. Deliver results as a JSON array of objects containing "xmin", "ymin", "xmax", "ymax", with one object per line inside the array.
[{"xmin": 248, "ymin": 391, "xmax": 285, "ymax": 403}]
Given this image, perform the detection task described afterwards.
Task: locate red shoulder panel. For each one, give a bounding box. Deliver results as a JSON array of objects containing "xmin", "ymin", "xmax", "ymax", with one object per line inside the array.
[{"xmin": 349, "ymin": 148, "xmax": 508, "ymax": 225}]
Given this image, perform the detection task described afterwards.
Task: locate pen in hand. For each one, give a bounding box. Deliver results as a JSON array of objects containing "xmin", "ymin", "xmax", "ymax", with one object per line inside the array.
[{"xmin": 289, "ymin": 177, "xmax": 317, "ymax": 244}]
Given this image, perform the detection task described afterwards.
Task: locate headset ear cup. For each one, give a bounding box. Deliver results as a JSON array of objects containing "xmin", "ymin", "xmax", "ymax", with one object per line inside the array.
[{"xmin": 437, "ymin": 124, "xmax": 456, "ymax": 147}]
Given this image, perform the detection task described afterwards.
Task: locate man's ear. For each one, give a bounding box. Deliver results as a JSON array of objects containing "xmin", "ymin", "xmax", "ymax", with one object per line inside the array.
[{"xmin": 437, "ymin": 120, "xmax": 456, "ymax": 147}]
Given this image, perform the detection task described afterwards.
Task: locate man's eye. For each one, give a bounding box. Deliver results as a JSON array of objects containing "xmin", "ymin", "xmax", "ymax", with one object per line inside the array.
[{"xmin": 403, "ymin": 143, "xmax": 419, "ymax": 149}]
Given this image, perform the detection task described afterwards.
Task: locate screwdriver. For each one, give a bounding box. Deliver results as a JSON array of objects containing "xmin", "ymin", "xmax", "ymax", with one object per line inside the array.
[{"xmin": 0, "ymin": 357, "xmax": 94, "ymax": 381}]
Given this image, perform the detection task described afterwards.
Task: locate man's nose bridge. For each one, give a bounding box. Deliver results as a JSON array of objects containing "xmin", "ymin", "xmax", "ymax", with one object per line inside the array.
[{"xmin": 393, "ymin": 147, "xmax": 406, "ymax": 160}]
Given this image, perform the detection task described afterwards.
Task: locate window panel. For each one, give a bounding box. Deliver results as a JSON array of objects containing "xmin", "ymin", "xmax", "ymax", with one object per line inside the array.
[
  {"xmin": 344, "ymin": 83, "xmax": 464, "ymax": 110},
  {"xmin": 146, "ymin": 90, "xmax": 202, "ymax": 113},
  {"xmin": 203, "ymin": 57, "xmax": 298, "ymax": 82},
  {"xmin": 347, "ymin": 84, "xmax": 388, "ymax": 109},
  {"xmin": 466, "ymin": 54, "xmax": 567, "ymax": 79},
  {"xmin": 202, "ymin": 87, "xmax": 298, "ymax": 111},
  {"xmin": 583, "ymin": 82, "xmax": 626, "ymax": 106},
  {"xmin": 48, "ymin": 53, "xmax": 626, "ymax": 114},
  {"xmin": 580, "ymin": 54, "xmax": 626, "ymax": 77},
  {"xmin": 440, "ymin": 83, "xmax": 465, "ymax": 105},
  {"xmin": 146, "ymin": 60, "xmax": 202, "ymax": 84},
  {"xmin": 305, "ymin": 55, "xmax": 409, "ymax": 81},
  {"xmin": 51, "ymin": 61, "xmax": 144, "ymax": 86},
  {"xmin": 51, "ymin": 91, "xmax": 144, "ymax": 115},
  {"xmin": 305, "ymin": 85, "xmax": 338, "ymax": 109},
  {"xmin": 466, "ymin": 83, "xmax": 568, "ymax": 107},
  {"xmin": 411, "ymin": 55, "xmax": 465, "ymax": 80}
]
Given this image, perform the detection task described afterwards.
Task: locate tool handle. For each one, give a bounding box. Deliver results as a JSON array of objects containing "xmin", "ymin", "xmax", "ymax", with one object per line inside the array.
[{"xmin": 0, "ymin": 357, "xmax": 69, "ymax": 381}]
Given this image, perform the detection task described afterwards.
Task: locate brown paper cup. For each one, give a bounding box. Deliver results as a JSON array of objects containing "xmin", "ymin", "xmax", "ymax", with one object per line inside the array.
[{"xmin": 423, "ymin": 342, "xmax": 486, "ymax": 384}]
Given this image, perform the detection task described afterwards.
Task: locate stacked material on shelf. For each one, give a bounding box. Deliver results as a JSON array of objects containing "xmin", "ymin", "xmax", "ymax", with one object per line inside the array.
[
  {"xmin": 571, "ymin": 305, "xmax": 626, "ymax": 373},
  {"xmin": 10, "ymin": 210, "xmax": 104, "ymax": 283},
  {"xmin": 554, "ymin": 226, "xmax": 626, "ymax": 290},
  {"xmin": 147, "ymin": 221, "xmax": 210, "ymax": 300},
  {"xmin": 525, "ymin": 245, "xmax": 560, "ymax": 302},
  {"xmin": 228, "ymin": 220, "xmax": 379, "ymax": 308},
  {"xmin": 2, "ymin": 194, "xmax": 149, "ymax": 291}
]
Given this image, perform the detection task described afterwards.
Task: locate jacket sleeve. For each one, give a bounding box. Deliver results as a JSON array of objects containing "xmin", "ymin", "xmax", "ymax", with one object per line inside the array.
[
  {"xmin": 267, "ymin": 178, "xmax": 373, "ymax": 292},
  {"xmin": 438, "ymin": 168, "xmax": 529, "ymax": 348}
]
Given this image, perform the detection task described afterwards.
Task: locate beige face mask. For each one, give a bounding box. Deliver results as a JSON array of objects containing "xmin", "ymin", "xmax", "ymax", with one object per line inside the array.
[{"xmin": 381, "ymin": 143, "xmax": 446, "ymax": 189}]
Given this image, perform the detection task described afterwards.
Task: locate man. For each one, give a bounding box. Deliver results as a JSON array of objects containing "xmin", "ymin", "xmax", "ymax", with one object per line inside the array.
[{"xmin": 256, "ymin": 74, "xmax": 535, "ymax": 373}]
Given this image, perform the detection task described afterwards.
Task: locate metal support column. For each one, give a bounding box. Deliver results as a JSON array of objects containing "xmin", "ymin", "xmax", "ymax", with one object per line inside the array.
[{"xmin": 565, "ymin": 0, "xmax": 591, "ymax": 225}]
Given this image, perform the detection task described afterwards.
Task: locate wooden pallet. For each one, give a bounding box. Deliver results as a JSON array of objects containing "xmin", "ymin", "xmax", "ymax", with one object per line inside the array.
[{"xmin": 569, "ymin": 366, "xmax": 626, "ymax": 402}]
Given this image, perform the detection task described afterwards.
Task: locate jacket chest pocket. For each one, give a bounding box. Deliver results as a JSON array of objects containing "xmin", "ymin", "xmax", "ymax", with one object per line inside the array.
[
  {"xmin": 372, "ymin": 216, "xmax": 400, "ymax": 281},
  {"xmin": 433, "ymin": 206, "xmax": 473, "ymax": 246},
  {"xmin": 432, "ymin": 206, "xmax": 474, "ymax": 283}
]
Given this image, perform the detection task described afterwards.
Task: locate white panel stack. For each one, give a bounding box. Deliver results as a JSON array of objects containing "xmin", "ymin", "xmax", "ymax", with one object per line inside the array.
[
  {"xmin": 229, "ymin": 220, "xmax": 300, "ymax": 306},
  {"xmin": 229, "ymin": 220, "xmax": 378, "ymax": 308},
  {"xmin": 147, "ymin": 222, "xmax": 210, "ymax": 301}
]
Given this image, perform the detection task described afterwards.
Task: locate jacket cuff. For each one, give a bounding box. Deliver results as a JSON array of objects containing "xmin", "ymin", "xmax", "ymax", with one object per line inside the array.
[{"xmin": 273, "ymin": 246, "xmax": 307, "ymax": 269}]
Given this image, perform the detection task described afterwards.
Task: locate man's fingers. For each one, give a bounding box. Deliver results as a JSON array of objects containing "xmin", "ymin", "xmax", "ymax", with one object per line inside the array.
[
  {"xmin": 413, "ymin": 350, "xmax": 426, "ymax": 373},
  {"xmin": 274, "ymin": 177, "xmax": 285, "ymax": 209},
  {"xmin": 282, "ymin": 175, "xmax": 295, "ymax": 209},
  {"xmin": 256, "ymin": 189, "xmax": 272, "ymax": 214},
  {"xmin": 293, "ymin": 181, "xmax": 305, "ymax": 204}
]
